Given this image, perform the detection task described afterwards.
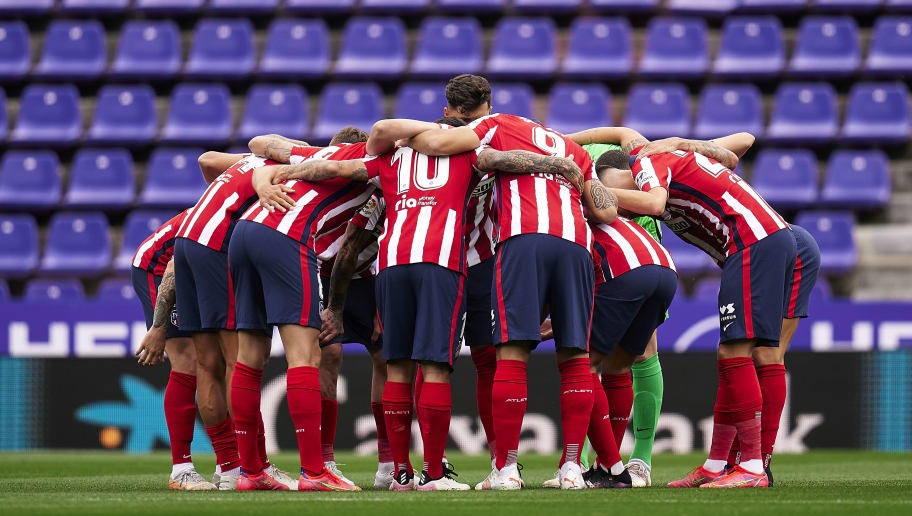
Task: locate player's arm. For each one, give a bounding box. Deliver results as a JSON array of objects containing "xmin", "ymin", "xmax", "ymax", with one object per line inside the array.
[
  {"xmin": 251, "ymin": 165, "xmax": 296, "ymax": 213},
  {"xmin": 367, "ymin": 119, "xmax": 447, "ymax": 156},
  {"xmin": 711, "ymin": 132, "xmax": 755, "ymax": 159},
  {"xmin": 320, "ymin": 224, "xmax": 378, "ymax": 344},
  {"xmin": 272, "ymin": 159, "xmax": 369, "ymax": 183},
  {"xmin": 611, "ymin": 187, "xmax": 668, "ymax": 217},
  {"xmin": 197, "ymin": 151, "xmax": 245, "ymax": 183},
  {"xmin": 636, "ymin": 137, "xmax": 741, "ymax": 170},
  {"xmin": 402, "ymin": 126, "xmax": 482, "ymax": 156},
  {"xmin": 134, "ymin": 260, "xmax": 175, "ymax": 366},
  {"xmin": 583, "ymin": 178, "xmax": 619, "ymax": 224},
  {"xmin": 475, "ymin": 148, "xmax": 586, "ymax": 190},
  {"xmin": 247, "ymin": 134, "xmax": 309, "ymax": 163},
  {"xmin": 566, "ymin": 127, "xmax": 650, "ymax": 154}
]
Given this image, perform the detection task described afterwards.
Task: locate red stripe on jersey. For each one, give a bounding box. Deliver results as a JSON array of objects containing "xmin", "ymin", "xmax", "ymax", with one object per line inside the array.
[
  {"xmin": 742, "ymin": 247, "xmax": 754, "ymax": 338},
  {"xmin": 132, "ymin": 211, "xmax": 189, "ymax": 276},
  {"xmin": 314, "ymin": 222, "xmax": 379, "ymax": 279},
  {"xmin": 787, "ymin": 255, "xmax": 803, "ymax": 319},
  {"xmin": 464, "ymin": 173, "xmax": 496, "ymax": 267},
  {"xmin": 591, "ymin": 217, "xmax": 676, "ymax": 280},
  {"xmin": 468, "ymin": 113, "xmax": 594, "ymax": 251}
]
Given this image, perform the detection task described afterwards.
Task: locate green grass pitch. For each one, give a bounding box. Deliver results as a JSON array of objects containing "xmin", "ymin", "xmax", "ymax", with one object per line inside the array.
[{"xmin": 0, "ymin": 451, "xmax": 910, "ymax": 515}]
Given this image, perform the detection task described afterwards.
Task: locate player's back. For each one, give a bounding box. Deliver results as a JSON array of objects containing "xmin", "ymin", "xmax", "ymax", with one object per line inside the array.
[
  {"xmin": 133, "ymin": 210, "xmax": 188, "ymax": 276},
  {"xmin": 591, "ymin": 216, "xmax": 675, "ymax": 282}
]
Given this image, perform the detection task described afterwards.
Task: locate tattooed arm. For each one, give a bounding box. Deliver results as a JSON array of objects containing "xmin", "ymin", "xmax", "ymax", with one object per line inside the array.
[
  {"xmin": 565, "ymin": 127, "xmax": 650, "ymax": 155},
  {"xmin": 711, "ymin": 132, "xmax": 755, "ymax": 159},
  {"xmin": 476, "ymin": 148, "xmax": 586, "ymax": 190},
  {"xmin": 402, "ymin": 126, "xmax": 482, "ymax": 156},
  {"xmin": 265, "ymin": 159, "xmax": 369, "ymax": 184},
  {"xmin": 320, "ymin": 224, "xmax": 379, "ymax": 345},
  {"xmin": 247, "ymin": 134, "xmax": 309, "ymax": 163},
  {"xmin": 583, "ymin": 178, "xmax": 618, "ymax": 224},
  {"xmin": 636, "ymin": 137, "xmax": 740, "ymax": 170},
  {"xmin": 134, "ymin": 260, "xmax": 176, "ymax": 366},
  {"xmin": 367, "ymin": 119, "xmax": 444, "ymax": 156}
]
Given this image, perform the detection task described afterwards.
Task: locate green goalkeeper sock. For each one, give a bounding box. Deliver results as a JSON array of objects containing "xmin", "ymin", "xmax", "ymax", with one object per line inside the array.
[{"xmin": 629, "ymin": 354, "xmax": 664, "ymax": 467}]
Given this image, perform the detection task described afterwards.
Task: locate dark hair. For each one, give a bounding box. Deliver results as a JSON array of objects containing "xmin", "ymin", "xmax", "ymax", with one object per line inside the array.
[
  {"xmin": 445, "ymin": 74, "xmax": 491, "ymax": 115},
  {"xmin": 330, "ymin": 126, "xmax": 368, "ymax": 145},
  {"xmin": 595, "ymin": 150, "xmax": 631, "ymax": 173},
  {"xmin": 433, "ymin": 116, "xmax": 466, "ymax": 127}
]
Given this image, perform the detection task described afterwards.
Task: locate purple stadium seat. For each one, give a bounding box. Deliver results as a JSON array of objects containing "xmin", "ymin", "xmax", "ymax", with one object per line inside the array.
[
  {"xmin": 545, "ymin": 83, "xmax": 611, "ymax": 136},
  {"xmin": 394, "ymin": 83, "xmax": 447, "ymax": 122},
  {"xmin": 97, "ymin": 277, "xmax": 137, "ymax": 302},
  {"xmin": 312, "ymin": 83, "xmax": 384, "ymax": 142},
  {"xmin": 116, "ymin": 210, "xmax": 177, "ymax": 271},
  {"xmin": 135, "ymin": 0, "xmax": 205, "ymax": 13},
  {"xmin": 789, "ymin": 17, "xmax": 860, "ymax": 77},
  {"xmin": 794, "ymin": 211, "xmax": 857, "ymax": 274},
  {"xmin": 0, "ymin": 0, "xmax": 55, "ymax": 15},
  {"xmin": 692, "ymin": 277, "xmax": 721, "ymax": 301},
  {"xmin": 661, "ymin": 230, "xmax": 716, "ymax": 273},
  {"xmin": 0, "ymin": 151, "xmax": 61, "ymax": 210},
  {"xmin": 60, "ymin": 0, "xmax": 131, "ymax": 13},
  {"xmin": 160, "ymin": 84, "xmax": 233, "ymax": 145},
  {"xmin": 110, "ymin": 20, "xmax": 181, "ymax": 79},
  {"xmin": 259, "ymin": 19, "xmax": 330, "ymax": 79},
  {"xmin": 766, "ymin": 83, "xmax": 838, "ymax": 144},
  {"xmin": 0, "ymin": 214, "xmax": 39, "ymax": 277},
  {"xmin": 411, "ymin": 18, "xmax": 483, "ymax": 77},
  {"xmin": 40, "ymin": 212, "xmax": 112, "ymax": 275},
  {"xmin": 590, "ymin": 0, "xmax": 659, "ymax": 11},
  {"xmin": 738, "ymin": 0, "xmax": 807, "ymax": 11},
  {"xmin": 361, "ymin": 0, "xmax": 432, "ymax": 12},
  {"xmin": 694, "ymin": 84, "xmax": 764, "ymax": 139},
  {"xmin": 624, "ymin": 83, "xmax": 691, "ymax": 140},
  {"xmin": 640, "ymin": 18, "xmax": 709, "ymax": 78},
  {"xmin": 139, "ymin": 148, "xmax": 208, "ymax": 208},
  {"xmin": 284, "ymin": 0, "xmax": 356, "ymax": 12},
  {"xmin": 866, "ymin": 17, "xmax": 912, "ymax": 75},
  {"xmin": 841, "ymin": 82, "xmax": 910, "ymax": 143},
  {"xmin": 512, "ymin": 0, "xmax": 582, "ymax": 13},
  {"xmin": 486, "ymin": 18, "xmax": 557, "ymax": 79},
  {"xmin": 87, "ymin": 85, "xmax": 158, "ymax": 145},
  {"xmin": 713, "ymin": 17, "xmax": 785, "ymax": 78},
  {"xmin": 0, "ymin": 279, "xmax": 8, "ymax": 300},
  {"xmin": 562, "ymin": 18, "xmax": 633, "ymax": 79},
  {"xmin": 821, "ymin": 150, "xmax": 891, "ymax": 208},
  {"xmin": 437, "ymin": 0, "xmax": 506, "ymax": 12},
  {"xmin": 11, "ymin": 85, "xmax": 82, "ymax": 146},
  {"xmin": 24, "ymin": 279, "xmax": 86, "ymax": 302},
  {"xmin": 0, "ymin": 21, "xmax": 31, "ymax": 81},
  {"xmin": 0, "ymin": 89, "xmax": 6, "ymax": 141},
  {"xmin": 184, "ymin": 19, "xmax": 254, "ymax": 79},
  {"xmin": 813, "ymin": 0, "xmax": 883, "ymax": 11},
  {"xmin": 335, "ymin": 18, "xmax": 407, "ymax": 78},
  {"xmin": 886, "ymin": 0, "xmax": 912, "ymax": 10},
  {"xmin": 64, "ymin": 149, "xmax": 134, "ymax": 210},
  {"xmin": 237, "ymin": 84, "xmax": 309, "ymax": 142},
  {"xmin": 750, "ymin": 149, "xmax": 819, "ymax": 209},
  {"xmin": 208, "ymin": 0, "xmax": 280, "ymax": 13},
  {"xmin": 667, "ymin": 0, "xmax": 737, "ymax": 15},
  {"xmin": 490, "ymin": 83, "xmax": 535, "ymax": 118}
]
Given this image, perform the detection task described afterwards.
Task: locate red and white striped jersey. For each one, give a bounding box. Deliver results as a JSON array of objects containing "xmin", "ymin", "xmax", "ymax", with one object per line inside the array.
[
  {"xmin": 468, "ymin": 113, "xmax": 595, "ymax": 251},
  {"xmin": 631, "ymin": 149, "xmax": 789, "ymax": 266},
  {"xmin": 363, "ymin": 147, "xmax": 479, "ymax": 274},
  {"xmin": 313, "ymin": 211, "xmax": 381, "ymax": 278},
  {"xmin": 239, "ymin": 143, "xmax": 375, "ymax": 249},
  {"xmin": 132, "ymin": 210, "xmax": 189, "ymax": 276},
  {"xmin": 591, "ymin": 216, "xmax": 676, "ymax": 284},
  {"xmin": 465, "ymin": 172, "xmax": 497, "ymax": 267},
  {"xmin": 177, "ymin": 154, "xmax": 276, "ymax": 253}
]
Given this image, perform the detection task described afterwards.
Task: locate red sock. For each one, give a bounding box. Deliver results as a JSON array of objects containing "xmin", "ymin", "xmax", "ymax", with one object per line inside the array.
[
  {"xmin": 414, "ymin": 367, "xmax": 425, "ymax": 423},
  {"xmin": 383, "ymin": 381, "xmax": 414, "ymax": 476},
  {"xmin": 471, "ymin": 345, "xmax": 497, "ymax": 457},
  {"xmin": 417, "ymin": 382, "xmax": 452, "ymax": 479},
  {"xmin": 371, "ymin": 402, "xmax": 393, "ymax": 463},
  {"xmin": 710, "ymin": 357, "xmax": 763, "ymax": 463},
  {"xmin": 164, "ymin": 371, "xmax": 197, "ymax": 466},
  {"xmin": 558, "ymin": 358, "xmax": 594, "ymax": 465},
  {"xmin": 492, "ymin": 360, "xmax": 527, "ymax": 469},
  {"xmin": 321, "ymin": 398, "xmax": 338, "ymax": 463},
  {"xmin": 257, "ymin": 414, "xmax": 269, "ymax": 470},
  {"xmin": 728, "ymin": 436, "xmax": 741, "ymax": 467},
  {"xmin": 204, "ymin": 415, "xmax": 241, "ymax": 473},
  {"xmin": 286, "ymin": 366, "xmax": 323, "ymax": 476},
  {"xmin": 230, "ymin": 363, "xmax": 264, "ymax": 475},
  {"xmin": 588, "ymin": 373, "xmax": 621, "ymax": 468},
  {"xmin": 757, "ymin": 364, "xmax": 787, "ymax": 467},
  {"xmin": 601, "ymin": 372, "xmax": 633, "ymax": 450}
]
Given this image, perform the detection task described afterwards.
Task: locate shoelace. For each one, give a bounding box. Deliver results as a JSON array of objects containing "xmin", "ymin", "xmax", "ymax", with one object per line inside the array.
[
  {"xmin": 441, "ymin": 462, "xmax": 459, "ymax": 479},
  {"xmin": 179, "ymin": 469, "xmax": 207, "ymax": 485}
]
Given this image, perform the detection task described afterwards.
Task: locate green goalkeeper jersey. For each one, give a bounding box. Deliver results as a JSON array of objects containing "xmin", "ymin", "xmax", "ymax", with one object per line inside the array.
[{"xmin": 583, "ymin": 143, "xmax": 663, "ymax": 243}]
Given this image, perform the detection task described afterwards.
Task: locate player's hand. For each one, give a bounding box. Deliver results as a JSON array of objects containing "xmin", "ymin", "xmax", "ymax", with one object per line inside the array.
[
  {"xmin": 539, "ymin": 317, "xmax": 554, "ymax": 341},
  {"xmin": 394, "ymin": 138, "xmax": 410, "ymax": 149},
  {"xmin": 319, "ymin": 308, "xmax": 344, "ymax": 345},
  {"xmin": 134, "ymin": 329, "xmax": 166, "ymax": 366},
  {"xmin": 371, "ymin": 314, "xmax": 381, "ymax": 344},
  {"xmin": 258, "ymin": 183, "xmax": 295, "ymax": 213},
  {"xmin": 636, "ymin": 137, "xmax": 685, "ymax": 160}
]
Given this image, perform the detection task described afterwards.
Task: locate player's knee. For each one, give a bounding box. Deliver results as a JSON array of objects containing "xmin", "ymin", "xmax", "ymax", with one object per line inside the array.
[
  {"xmin": 752, "ymin": 346, "xmax": 784, "ymax": 366},
  {"xmin": 717, "ymin": 340, "xmax": 754, "ymax": 359},
  {"xmin": 420, "ymin": 362, "xmax": 451, "ymax": 383}
]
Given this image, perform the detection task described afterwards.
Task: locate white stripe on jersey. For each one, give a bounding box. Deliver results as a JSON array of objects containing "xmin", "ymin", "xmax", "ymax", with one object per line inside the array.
[
  {"xmin": 277, "ymin": 189, "xmax": 318, "ymax": 235},
  {"xmin": 534, "ymin": 177, "xmax": 549, "ymax": 233},
  {"xmin": 603, "ymin": 224, "xmax": 641, "ymax": 274},
  {"xmin": 317, "ymin": 233, "xmax": 345, "ymax": 262},
  {"xmin": 667, "ymin": 197, "xmax": 730, "ymax": 241},
  {"xmin": 438, "ymin": 208, "xmax": 457, "ymax": 268},
  {"xmin": 679, "ymin": 231, "xmax": 727, "ymax": 263},
  {"xmin": 240, "ymin": 202, "xmax": 260, "ymax": 221},
  {"xmin": 387, "ymin": 209, "xmax": 407, "ymax": 267},
  {"xmin": 737, "ymin": 181, "xmax": 788, "ymax": 230},
  {"xmin": 410, "ymin": 206, "xmax": 433, "ymax": 263},
  {"xmin": 466, "ymin": 197, "xmax": 486, "ymax": 266},
  {"xmin": 197, "ymin": 192, "xmax": 239, "ymax": 247},
  {"xmin": 637, "ymin": 156, "xmax": 662, "ymax": 191},
  {"xmin": 314, "ymin": 187, "xmax": 374, "ymax": 236},
  {"xmin": 559, "ymin": 186, "xmax": 575, "ymax": 242},
  {"xmin": 624, "ymin": 219, "xmax": 661, "ymax": 265},
  {"xmin": 132, "ymin": 224, "xmax": 172, "ymax": 268},
  {"xmin": 253, "ymin": 206, "xmax": 269, "ymax": 223},
  {"xmin": 721, "ymin": 191, "xmax": 768, "ymax": 240},
  {"xmin": 180, "ymin": 181, "xmax": 223, "ymax": 237},
  {"xmin": 509, "ymin": 179, "xmax": 521, "ymax": 237}
]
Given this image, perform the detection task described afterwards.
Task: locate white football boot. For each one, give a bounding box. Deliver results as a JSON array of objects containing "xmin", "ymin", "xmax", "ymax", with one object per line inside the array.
[
  {"xmin": 626, "ymin": 459, "xmax": 652, "ymax": 488},
  {"xmin": 374, "ymin": 462, "xmax": 395, "ymax": 490},
  {"xmin": 169, "ymin": 467, "xmax": 217, "ymax": 491},
  {"xmin": 265, "ymin": 464, "xmax": 299, "ymax": 491},
  {"xmin": 474, "ymin": 464, "xmax": 524, "ymax": 491},
  {"xmin": 542, "ymin": 471, "xmax": 561, "ymax": 488},
  {"xmin": 324, "ymin": 461, "xmax": 356, "ymax": 487},
  {"xmin": 559, "ymin": 461, "xmax": 586, "ymax": 490}
]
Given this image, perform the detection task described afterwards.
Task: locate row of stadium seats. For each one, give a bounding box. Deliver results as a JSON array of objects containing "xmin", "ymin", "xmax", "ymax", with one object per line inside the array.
[
  {"xmin": 0, "ymin": 210, "xmax": 859, "ymax": 278},
  {"xmin": 2, "ymin": 81, "xmax": 908, "ymax": 146},
  {"xmin": 3, "ymin": 16, "xmax": 911, "ymax": 82},
  {"xmin": 0, "ymin": 147, "xmax": 891, "ymax": 212},
  {"xmin": 2, "ymin": 0, "xmax": 910, "ymax": 16}
]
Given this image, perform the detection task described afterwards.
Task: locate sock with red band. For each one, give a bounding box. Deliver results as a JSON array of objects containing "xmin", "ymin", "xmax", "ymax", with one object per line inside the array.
[
  {"xmin": 417, "ymin": 382, "xmax": 452, "ymax": 479},
  {"xmin": 601, "ymin": 372, "xmax": 634, "ymax": 450},
  {"xmin": 559, "ymin": 358, "xmax": 594, "ymax": 466},
  {"xmin": 230, "ymin": 363, "xmax": 264, "ymax": 475},
  {"xmin": 588, "ymin": 373, "xmax": 622, "ymax": 469},
  {"xmin": 757, "ymin": 364, "xmax": 787, "ymax": 468},
  {"xmin": 321, "ymin": 398, "xmax": 339, "ymax": 463},
  {"xmin": 471, "ymin": 345, "xmax": 497, "ymax": 458},
  {"xmin": 164, "ymin": 371, "xmax": 197, "ymax": 466},
  {"xmin": 371, "ymin": 402, "xmax": 393, "ymax": 463},
  {"xmin": 286, "ymin": 366, "xmax": 323, "ymax": 476},
  {"xmin": 492, "ymin": 360, "xmax": 527, "ymax": 470},
  {"xmin": 707, "ymin": 357, "xmax": 763, "ymax": 473},
  {"xmin": 383, "ymin": 381, "xmax": 414, "ymax": 477},
  {"xmin": 205, "ymin": 415, "xmax": 241, "ymax": 473}
]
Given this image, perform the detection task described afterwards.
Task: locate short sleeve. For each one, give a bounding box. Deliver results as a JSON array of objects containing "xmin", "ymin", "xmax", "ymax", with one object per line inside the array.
[
  {"xmin": 361, "ymin": 155, "xmax": 382, "ymax": 180},
  {"xmin": 351, "ymin": 192, "xmax": 386, "ymax": 232},
  {"xmin": 631, "ymin": 156, "xmax": 670, "ymax": 193},
  {"xmin": 289, "ymin": 146, "xmax": 316, "ymax": 164},
  {"xmin": 467, "ymin": 115, "xmax": 500, "ymax": 148}
]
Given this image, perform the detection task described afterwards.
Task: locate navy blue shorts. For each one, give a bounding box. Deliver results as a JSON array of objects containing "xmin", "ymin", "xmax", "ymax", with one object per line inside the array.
[
  {"xmin": 590, "ymin": 265, "xmax": 677, "ymax": 357},
  {"xmin": 320, "ymin": 274, "xmax": 381, "ymax": 350},
  {"xmin": 784, "ymin": 224, "xmax": 821, "ymax": 319},
  {"xmin": 228, "ymin": 221, "xmax": 321, "ymax": 333},
  {"xmin": 173, "ymin": 238, "xmax": 235, "ymax": 332},
  {"xmin": 376, "ymin": 263, "xmax": 465, "ymax": 366},
  {"xmin": 492, "ymin": 234, "xmax": 594, "ymax": 351},
  {"xmin": 465, "ymin": 258, "xmax": 495, "ymax": 347},
  {"xmin": 718, "ymin": 228, "xmax": 797, "ymax": 346},
  {"xmin": 131, "ymin": 267, "xmax": 192, "ymax": 340}
]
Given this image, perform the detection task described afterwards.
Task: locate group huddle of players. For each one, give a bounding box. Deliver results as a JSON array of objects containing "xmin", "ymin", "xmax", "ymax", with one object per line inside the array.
[{"xmin": 132, "ymin": 74, "xmax": 820, "ymax": 492}]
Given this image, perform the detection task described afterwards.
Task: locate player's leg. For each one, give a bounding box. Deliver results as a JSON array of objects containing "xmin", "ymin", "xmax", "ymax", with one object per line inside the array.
[
  {"xmin": 194, "ymin": 331, "xmax": 240, "ymax": 487},
  {"xmin": 368, "ymin": 347, "xmax": 394, "ymax": 488},
  {"xmin": 629, "ymin": 332, "xmax": 664, "ymax": 477},
  {"xmin": 319, "ymin": 343, "xmax": 342, "ymax": 471},
  {"xmin": 465, "ymin": 258, "xmax": 498, "ymax": 460}
]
